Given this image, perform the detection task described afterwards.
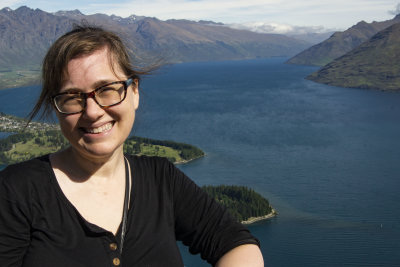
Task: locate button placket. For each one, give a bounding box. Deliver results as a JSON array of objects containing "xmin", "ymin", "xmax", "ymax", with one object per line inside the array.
[{"xmin": 103, "ymin": 236, "xmax": 122, "ymax": 267}]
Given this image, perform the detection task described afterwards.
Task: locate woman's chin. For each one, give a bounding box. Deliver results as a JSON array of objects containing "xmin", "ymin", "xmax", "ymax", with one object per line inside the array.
[{"xmin": 71, "ymin": 142, "xmax": 123, "ymax": 160}]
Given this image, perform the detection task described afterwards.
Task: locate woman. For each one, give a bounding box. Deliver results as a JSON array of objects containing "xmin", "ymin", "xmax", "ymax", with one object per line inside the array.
[{"xmin": 0, "ymin": 25, "xmax": 263, "ymax": 266}]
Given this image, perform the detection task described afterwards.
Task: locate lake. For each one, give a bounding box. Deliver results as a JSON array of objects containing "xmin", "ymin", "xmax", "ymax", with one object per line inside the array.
[{"xmin": 1, "ymin": 58, "xmax": 400, "ymax": 266}]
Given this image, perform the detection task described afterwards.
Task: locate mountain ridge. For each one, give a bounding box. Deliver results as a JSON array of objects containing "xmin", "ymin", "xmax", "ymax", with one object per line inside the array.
[
  {"xmin": 286, "ymin": 14, "xmax": 400, "ymax": 66},
  {"xmin": 0, "ymin": 6, "xmax": 311, "ymax": 88},
  {"xmin": 0, "ymin": 6, "xmax": 308, "ymax": 65},
  {"xmin": 307, "ymin": 22, "xmax": 400, "ymax": 91}
]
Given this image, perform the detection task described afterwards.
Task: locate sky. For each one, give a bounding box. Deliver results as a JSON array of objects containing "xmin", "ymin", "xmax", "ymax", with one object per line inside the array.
[{"xmin": 1, "ymin": 0, "xmax": 400, "ymax": 31}]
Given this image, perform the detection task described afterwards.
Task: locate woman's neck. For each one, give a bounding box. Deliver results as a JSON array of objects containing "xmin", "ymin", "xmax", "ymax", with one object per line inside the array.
[{"xmin": 50, "ymin": 146, "xmax": 125, "ymax": 183}]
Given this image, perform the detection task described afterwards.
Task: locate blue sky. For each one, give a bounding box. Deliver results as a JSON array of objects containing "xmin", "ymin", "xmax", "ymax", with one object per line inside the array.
[{"xmin": 1, "ymin": 0, "xmax": 399, "ymax": 30}]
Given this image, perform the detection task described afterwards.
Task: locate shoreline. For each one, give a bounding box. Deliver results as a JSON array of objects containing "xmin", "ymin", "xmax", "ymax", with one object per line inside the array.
[
  {"xmin": 174, "ymin": 154, "xmax": 206, "ymax": 165},
  {"xmin": 241, "ymin": 208, "xmax": 277, "ymax": 225}
]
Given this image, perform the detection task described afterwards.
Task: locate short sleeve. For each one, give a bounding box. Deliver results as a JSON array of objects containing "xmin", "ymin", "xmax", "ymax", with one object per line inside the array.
[
  {"xmin": 164, "ymin": 160, "xmax": 260, "ymax": 266},
  {"xmin": 0, "ymin": 167, "xmax": 31, "ymax": 266}
]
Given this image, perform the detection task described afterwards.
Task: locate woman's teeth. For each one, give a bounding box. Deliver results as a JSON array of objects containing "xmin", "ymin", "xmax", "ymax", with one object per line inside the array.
[{"xmin": 86, "ymin": 122, "xmax": 113, "ymax": 134}]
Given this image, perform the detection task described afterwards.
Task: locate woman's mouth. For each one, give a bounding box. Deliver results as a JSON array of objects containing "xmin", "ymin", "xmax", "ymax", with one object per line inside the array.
[{"xmin": 83, "ymin": 122, "xmax": 114, "ymax": 134}]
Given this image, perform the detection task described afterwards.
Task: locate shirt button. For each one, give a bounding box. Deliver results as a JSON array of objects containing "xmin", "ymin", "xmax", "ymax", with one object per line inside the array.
[
  {"xmin": 109, "ymin": 243, "xmax": 118, "ymax": 251},
  {"xmin": 113, "ymin": 257, "xmax": 121, "ymax": 266}
]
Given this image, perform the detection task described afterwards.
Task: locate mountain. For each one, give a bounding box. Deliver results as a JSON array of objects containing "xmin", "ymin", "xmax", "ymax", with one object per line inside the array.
[
  {"xmin": 307, "ymin": 22, "xmax": 400, "ymax": 91},
  {"xmin": 0, "ymin": 6, "xmax": 309, "ymax": 72},
  {"xmin": 0, "ymin": 6, "xmax": 74, "ymax": 69},
  {"xmin": 286, "ymin": 15, "xmax": 400, "ymax": 66},
  {"xmin": 52, "ymin": 11, "xmax": 310, "ymax": 63}
]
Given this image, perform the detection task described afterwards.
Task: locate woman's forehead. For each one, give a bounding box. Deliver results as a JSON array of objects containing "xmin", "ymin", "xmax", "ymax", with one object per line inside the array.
[{"xmin": 61, "ymin": 48, "xmax": 125, "ymax": 88}]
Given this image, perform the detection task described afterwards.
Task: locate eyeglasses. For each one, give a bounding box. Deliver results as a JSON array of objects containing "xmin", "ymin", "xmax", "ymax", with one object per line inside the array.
[{"xmin": 52, "ymin": 78, "xmax": 133, "ymax": 115}]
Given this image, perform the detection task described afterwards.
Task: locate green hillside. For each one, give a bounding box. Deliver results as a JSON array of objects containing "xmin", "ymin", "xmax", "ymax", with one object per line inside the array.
[{"xmin": 307, "ymin": 22, "xmax": 400, "ymax": 91}]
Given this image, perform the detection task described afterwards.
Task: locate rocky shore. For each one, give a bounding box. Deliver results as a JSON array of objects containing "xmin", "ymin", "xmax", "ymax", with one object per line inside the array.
[{"xmin": 241, "ymin": 209, "xmax": 277, "ymax": 225}]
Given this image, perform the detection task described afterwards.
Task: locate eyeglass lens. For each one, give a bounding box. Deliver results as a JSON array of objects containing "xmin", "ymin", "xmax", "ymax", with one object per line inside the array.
[{"xmin": 54, "ymin": 81, "xmax": 127, "ymax": 114}]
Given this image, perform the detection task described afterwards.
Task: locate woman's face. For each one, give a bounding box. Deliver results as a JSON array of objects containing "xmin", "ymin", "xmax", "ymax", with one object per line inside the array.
[{"xmin": 56, "ymin": 47, "xmax": 139, "ymax": 160}]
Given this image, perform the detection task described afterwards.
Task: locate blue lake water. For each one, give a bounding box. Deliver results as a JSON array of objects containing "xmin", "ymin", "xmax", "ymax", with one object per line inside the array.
[
  {"xmin": 0, "ymin": 132, "xmax": 13, "ymax": 139},
  {"xmin": 1, "ymin": 58, "xmax": 400, "ymax": 266}
]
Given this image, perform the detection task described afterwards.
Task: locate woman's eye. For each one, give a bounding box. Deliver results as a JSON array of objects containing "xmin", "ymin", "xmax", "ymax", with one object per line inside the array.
[
  {"xmin": 99, "ymin": 86, "xmax": 118, "ymax": 92},
  {"xmin": 62, "ymin": 95, "xmax": 81, "ymax": 104},
  {"xmin": 97, "ymin": 86, "xmax": 120, "ymax": 96}
]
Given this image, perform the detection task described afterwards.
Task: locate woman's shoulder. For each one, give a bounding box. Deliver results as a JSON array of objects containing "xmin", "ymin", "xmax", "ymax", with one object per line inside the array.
[
  {"xmin": 125, "ymin": 154, "xmax": 185, "ymax": 185},
  {"xmin": 0, "ymin": 154, "xmax": 52, "ymax": 187},
  {"xmin": 125, "ymin": 154, "xmax": 173, "ymax": 170}
]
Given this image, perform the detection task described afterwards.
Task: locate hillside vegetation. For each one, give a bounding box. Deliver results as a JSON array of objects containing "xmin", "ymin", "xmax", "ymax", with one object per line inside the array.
[
  {"xmin": 307, "ymin": 22, "xmax": 400, "ymax": 91},
  {"xmin": 202, "ymin": 185, "xmax": 275, "ymax": 223}
]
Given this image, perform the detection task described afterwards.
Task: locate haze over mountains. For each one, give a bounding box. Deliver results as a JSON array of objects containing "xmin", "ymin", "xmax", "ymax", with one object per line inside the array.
[
  {"xmin": 227, "ymin": 22, "xmax": 334, "ymax": 44},
  {"xmin": 0, "ymin": 6, "xmax": 310, "ymax": 71}
]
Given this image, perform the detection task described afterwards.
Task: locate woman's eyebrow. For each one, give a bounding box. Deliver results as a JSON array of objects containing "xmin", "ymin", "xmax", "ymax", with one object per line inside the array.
[
  {"xmin": 60, "ymin": 79, "xmax": 116, "ymax": 93},
  {"xmin": 58, "ymin": 87, "xmax": 82, "ymax": 94},
  {"xmin": 92, "ymin": 79, "xmax": 117, "ymax": 89}
]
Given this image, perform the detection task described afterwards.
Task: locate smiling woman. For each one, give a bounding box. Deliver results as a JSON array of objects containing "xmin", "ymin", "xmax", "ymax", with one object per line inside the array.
[
  {"xmin": 53, "ymin": 47, "xmax": 138, "ymax": 161},
  {"xmin": 0, "ymin": 24, "xmax": 263, "ymax": 266}
]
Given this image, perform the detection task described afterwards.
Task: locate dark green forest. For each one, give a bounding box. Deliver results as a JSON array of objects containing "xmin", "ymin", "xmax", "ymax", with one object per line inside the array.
[{"xmin": 202, "ymin": 185, "xmax": 274, "ymax": 222}]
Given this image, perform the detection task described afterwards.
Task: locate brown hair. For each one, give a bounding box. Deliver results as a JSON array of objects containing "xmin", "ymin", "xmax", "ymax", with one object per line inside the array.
[{"xmin": 28, "ymin": 23, "xmax": 154, "ymax": 123}]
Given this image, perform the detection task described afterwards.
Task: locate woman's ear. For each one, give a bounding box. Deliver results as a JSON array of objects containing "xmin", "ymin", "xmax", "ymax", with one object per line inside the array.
[
  {"xmin": 132, "ymin": 79, "xmax": 139, "ymax": 94},
  {"xmin": 133, "ymin": 79, "xmax": 139, "ymax": 110}
]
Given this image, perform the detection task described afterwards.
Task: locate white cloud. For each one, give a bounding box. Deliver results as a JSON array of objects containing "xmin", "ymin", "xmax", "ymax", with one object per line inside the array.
[
  {"xmin": 227, "ymin": 21, "xmax": 331, "ymax": 35},
  {"xmin": 0, "ymin": 0, "xmax": 25, "ymax": 8},
  {"xmin": 388, "ymin": 3, "xmax": 400, "ymax": 15}
]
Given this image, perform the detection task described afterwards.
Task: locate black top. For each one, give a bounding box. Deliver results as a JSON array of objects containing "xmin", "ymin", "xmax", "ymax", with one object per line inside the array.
[{"xmin": 0, "ymin": 155, "xmax": 259, "ymax": 267}]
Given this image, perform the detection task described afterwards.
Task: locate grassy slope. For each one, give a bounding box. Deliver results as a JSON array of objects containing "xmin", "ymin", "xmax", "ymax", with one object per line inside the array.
[
  {"xmin": 307, "ymin": 23, "xmax": 400, "ymax": 90},
  {"xmin": 0, "ymin": 66, "xmax": 41, "ymax": 90},
  {"xmin": 3, "ymin": 137, "xmax": 57, "ymax": 163}
]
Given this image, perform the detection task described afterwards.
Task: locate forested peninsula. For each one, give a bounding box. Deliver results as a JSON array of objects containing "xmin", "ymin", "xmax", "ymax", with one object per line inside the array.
[
  {"xmin": 202, "ymin": 185, "xmax": 276, "ymax": 224},
  {"xmin": 0, "ymin": 113, "xmax": 204, "ymax": 164}
]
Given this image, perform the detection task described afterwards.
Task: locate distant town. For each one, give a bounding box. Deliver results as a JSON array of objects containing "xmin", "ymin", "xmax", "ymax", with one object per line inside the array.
[{"xmin": 0, "ymin": 112, "xmax": 59, "ymax": 133}]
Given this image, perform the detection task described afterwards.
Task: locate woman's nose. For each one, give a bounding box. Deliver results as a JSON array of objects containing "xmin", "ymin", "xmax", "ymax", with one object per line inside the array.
[{"xmin": 82, "ymin": 97, "xmax": 104, "ymax": 119}]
